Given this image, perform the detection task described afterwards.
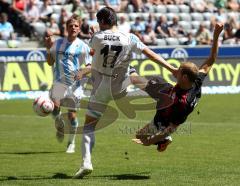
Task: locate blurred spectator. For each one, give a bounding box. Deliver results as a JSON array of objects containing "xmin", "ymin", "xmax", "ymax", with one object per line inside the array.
[
  {"xmin": 215, "ymin": 0, "xmax": 226, "ymax": 9},
  {"xmin": 23, "ymin": 0, "xmax": 39, "ymax": 23},
  {"xmin": 209, "ymin": 16, "xmax": 217, "ymax": 32},
  {"xmin": 87, "ymin": 11, "xmax": 98, "ymax": 27},
  {"xmin": 72, "ymin": 0, "xmax": 87, "ymax": 17},
  {"xmin": 47, "ymin": 17, "xmax": 60, "ymax": 36},
  {"xmin": 145, "ymin": 13, "xmax": 156, "ymax": 30},
  {"xmin": 142, "ymin": 24, "xmax": 157, "ymax": 45},
  {"xmin": 215, "ymin": 8, "xmax": 227, "ymax": 23},
  {"xmin": 58, "ymin": 8, "xmax": 69, "ymax": 37},
  {"xmin": 226, "ymin": 0, "xmax": 239, "ymax": 11},
  {"xmin": 183, "ymin": 32, "xmax": 197, "ymax": 46},
  {"xmin": 84, "ymin": 0, "xmax": 99, "ymax": 12},
  {"xmin": 39, "ymin": 0, "xmax": 53, "ymax": 22},
  {"xmin": 235, "ymin": 26, "xmax": 240, "ymax": 43},
  {"xmin": 169, "ymin": 16, "xmax": 185, "ymax": 37},
  {"xmin": 195, "ymin": 23, "xmax": 211, "ymax": 45},
  {"xmin": 79, "ymin": 18, "xmax": 91, "ymax": 40},
  {"xmin": 0, "ymin": 13, "xmax": 15, "ymax": 40},
  {"xmin": 154, "ymin": 15, "xmax": 171, "ymax": 38},
  {"xmin": 118, "ymin": 15, "xmax": 130, "ymax": 33},
  {"xmin": 131, "ymin": 17, "xmax": 145, "ymax": 33},
  {"xmin": 11, "ymin": 0, "xmax": 26, "ymax": 14},
  {"xmin": 191, "ymin": 0, "xmax": 209, "ymax": 12},
  {"xmin": 104, "ymin": 0, "xmax": 121, "ymax": 12},
  {"xmin": 222, "ymin": 23, "xmax": 236, "ymax": 44},
  {"xmin": 129, "ymin": 0, "xmax": 143, "ymax": 12}
]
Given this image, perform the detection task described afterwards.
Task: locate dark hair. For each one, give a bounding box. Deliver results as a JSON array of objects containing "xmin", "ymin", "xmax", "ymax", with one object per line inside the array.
[{"xmin": 96, "ymin": 7, "xmax": 117, "ymax": 26}]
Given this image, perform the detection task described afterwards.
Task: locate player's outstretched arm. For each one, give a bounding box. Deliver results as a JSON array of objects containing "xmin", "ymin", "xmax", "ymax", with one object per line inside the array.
[
  {"xmin": 142, "ymin": 48, "xmax": 178, "ymax": 77},
  {"xmin": 199, "ymin": 23, "xmax": 223, "ymax": 74},
  {"xmin": 44, "ymin": 30, "xmax": 55, "ymax": 66}
]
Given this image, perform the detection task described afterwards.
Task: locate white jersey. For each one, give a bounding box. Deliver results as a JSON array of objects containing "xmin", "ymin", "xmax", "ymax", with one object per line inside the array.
[
  {"xmin": 50, "ymin": 37, "xmax": 91, "ymax": 86},
  {"xmin": 89, "ymin": 30, "xmax": 146, "ymax": 77}
]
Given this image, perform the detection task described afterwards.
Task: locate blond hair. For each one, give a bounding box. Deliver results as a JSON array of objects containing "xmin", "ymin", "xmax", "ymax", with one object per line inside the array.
[
  {"xmin": 180, "ymin": 62, "xmax": 199, "ymax": 82},
  {"xmin": 66, "ymin": 14, "xmax": 81, "ymax": 27}
]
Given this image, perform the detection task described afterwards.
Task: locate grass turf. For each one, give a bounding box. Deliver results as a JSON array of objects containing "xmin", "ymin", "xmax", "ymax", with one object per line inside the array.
[{"xmin": 0, "ymin": 94, "xmax": 239, "ymax": 186}]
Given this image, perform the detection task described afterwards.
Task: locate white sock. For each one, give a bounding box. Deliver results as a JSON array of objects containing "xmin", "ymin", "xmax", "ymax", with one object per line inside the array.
[
  {"xmin": 81, "ymin": 124, "xmax": 95, "ymax": 168},
  {"xmin": 68, "ymin": 118, "xmax": 78, "ymax": 144}
]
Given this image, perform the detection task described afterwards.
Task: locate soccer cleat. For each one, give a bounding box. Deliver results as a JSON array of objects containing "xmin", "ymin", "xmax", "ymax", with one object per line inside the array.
[
  {"xmin": 73, "ymin": 166, "xmax": 93, "ymax": 179},
  {"xmin": 55, "ymin": 115, "xmax": 65, "ymax": 143},
  {"xmin": 157, "ymin": 136, "xmax": 173, "ymax": 152},
  {"xmin": 66, "ymin": 143, "xmax": 75, "ymax": 153}
]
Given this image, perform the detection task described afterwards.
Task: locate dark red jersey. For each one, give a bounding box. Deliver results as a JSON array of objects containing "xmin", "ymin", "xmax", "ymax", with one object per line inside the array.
[{"xmin": 145, "ymin": 72, "xmax": 207, "ymax": 128}]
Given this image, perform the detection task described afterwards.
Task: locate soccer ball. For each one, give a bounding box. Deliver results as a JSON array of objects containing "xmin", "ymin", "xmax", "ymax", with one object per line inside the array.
[{"xmin": 33, "ymin": 96, "xmax": 54, "ymax": 117}]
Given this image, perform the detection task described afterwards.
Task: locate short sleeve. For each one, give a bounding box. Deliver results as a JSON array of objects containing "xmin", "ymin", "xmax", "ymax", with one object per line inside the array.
[
  {"xmin": 130, "ymin": 33, "xmax": 146, "ymax": 54},
  {"xmin": 84, "ymin": 45, "xmax": 92, "ymax": 66},
  {"xmin": 187, "ymin": 72, "xmax": 207, "ymax": 103}
]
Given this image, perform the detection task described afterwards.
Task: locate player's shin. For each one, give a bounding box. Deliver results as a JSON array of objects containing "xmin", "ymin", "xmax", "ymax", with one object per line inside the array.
[{"xmin": 81, "ymin": 119, "xmax": 96, "ymax": 169}]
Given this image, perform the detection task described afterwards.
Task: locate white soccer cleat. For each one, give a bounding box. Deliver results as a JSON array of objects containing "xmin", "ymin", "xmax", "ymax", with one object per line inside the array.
[
  {"xmin": 66, "ymin": 143, "xmax": 75, "ymax": 153},
  {"xmin": 55, "ymin": 115, "xmax": 65, "ymax": 143},
  {"xmin": 73, "ymin": 165, "xmax": 93, "ymax": 179}
]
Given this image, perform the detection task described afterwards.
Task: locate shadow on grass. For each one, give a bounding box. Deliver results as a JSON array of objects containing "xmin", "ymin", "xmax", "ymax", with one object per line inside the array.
[
  {"xmin": 0, "ymin": 151, "xmax": 63, "ymax": 155},
  {"xmin": 0, "ymin": 173, "xmax": 72, "ymax": 181},
  {"xmin": 0, "ymin": 172, "xmax": 151, "ymax": 181},
  {"xmin": 92, "ymin": 172, "xmax": 151, "ymax": 180}
]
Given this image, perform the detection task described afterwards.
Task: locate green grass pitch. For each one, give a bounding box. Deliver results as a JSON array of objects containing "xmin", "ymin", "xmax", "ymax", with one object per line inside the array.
[{"xmin": 0, "ymin": 94, "xmax": 240, "ymax": 186}]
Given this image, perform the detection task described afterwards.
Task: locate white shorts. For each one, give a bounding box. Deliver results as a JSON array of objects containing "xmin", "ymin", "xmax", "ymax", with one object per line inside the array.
[
  {"xmin": 86, "ymin": 70, "xmax": 131, "ymax": 118},
  {"xmin": 49, "ymin": 82, "xmax": 83, "ymax": 110}
]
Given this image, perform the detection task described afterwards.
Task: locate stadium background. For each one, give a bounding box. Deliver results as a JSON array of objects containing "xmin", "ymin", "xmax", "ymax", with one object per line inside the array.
[{"xmin": 0, "ymin": 0, "xmax": 240, "ymax": 185}]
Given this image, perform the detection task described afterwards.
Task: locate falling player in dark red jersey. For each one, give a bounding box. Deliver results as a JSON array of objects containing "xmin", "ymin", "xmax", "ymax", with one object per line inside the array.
[{"xmin": 132, "ymin": 23, "xmax": 224, "ymax": 152}]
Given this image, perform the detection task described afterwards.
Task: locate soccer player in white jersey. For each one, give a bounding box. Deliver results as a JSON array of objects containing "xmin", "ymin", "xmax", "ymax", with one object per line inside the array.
[
  {"xmin": 73, "ymin": 7, "xmax": 178, "ymax": 178},
  {"xmin": 44, "ymin": 15, "xmax": 92, "ymax": 153}
]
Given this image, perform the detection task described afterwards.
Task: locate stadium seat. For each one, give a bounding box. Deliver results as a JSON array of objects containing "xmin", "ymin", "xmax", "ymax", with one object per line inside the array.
[
  {"xmin": 0, "ymin": 40, "xmax": 8, "ymax": 48},
  {"xmin": 191, "ymin": 21, "xmax": 201, "ymax": 30},
  {"xmin": 52, "ymin": 5, "xmax": 62, "ymax": 14},
  {"xmin": 179, "ymin": 21, "xmax": 192, "ymax": 31},
  {"xmin": 51, "ymin": 13, "xmax": 60, "ymax": 24},
  {"xmin": 129, "ymin": 13, "xmax": 138, "ymax": 21},
  {"xmin": 32, "ymin": 22, "xmax": 47, "ymax": 37},
  {"xmin": 165, "ymin": 38, "xmax": 179, "ymax": 45},
  {"xmin": 155, "ymin": 5, "xmax": 167, "ymax": 13},
  {"xmin": 156, "ymin": 38, "xmax": 167, "ymax": 46},
  {"xmin": 166, "ymin": 13, "xmax": 176, "ymax": 21},
  {"xmin": 203, "ymin": 21, "xmax": 211, "ymax": 29},
  {"xmin": 179, "ymin": 13, "xmax": 192, "ymax": 22},
  {"xmin": 178, "ymin": 37, "xmax": 188, "ymax": 45},
  {"xmin": 178, "ymin": 4, "xmax": 190, "ymax": 13},
  {"xmin": 203, "ymin": 12, "xmax": 213, "ymax": 21},
  {"xmin": 166, "ymin": 5, "xmax": 179, "ymax": 13},
  {"xmin": 191, "ymin": 29, "xmax": 198, "ymax": 36},
  {"xmin": 191, "ymin": 13, "xmax": 204, "ymax": 22},
  {"xmin": 141, "ymin": 13, "xmax": 149, "ymax": 21}
]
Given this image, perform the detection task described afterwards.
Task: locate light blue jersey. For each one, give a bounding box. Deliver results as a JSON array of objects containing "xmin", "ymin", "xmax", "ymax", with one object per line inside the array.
[{"xmin": 50, "ymin": 37, "xmax": 91, "ymax": 86}]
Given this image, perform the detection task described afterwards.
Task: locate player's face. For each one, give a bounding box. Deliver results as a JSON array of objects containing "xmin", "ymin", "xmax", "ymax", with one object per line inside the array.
[{"xmin": 67, "ymin": 20, "xmax": 80, "ymax": 37}]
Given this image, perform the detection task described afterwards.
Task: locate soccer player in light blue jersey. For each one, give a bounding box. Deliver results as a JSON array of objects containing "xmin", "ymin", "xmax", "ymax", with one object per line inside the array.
[{"xmin": 44, "ymin": 15, "xmax": 92, "ymax": 153}]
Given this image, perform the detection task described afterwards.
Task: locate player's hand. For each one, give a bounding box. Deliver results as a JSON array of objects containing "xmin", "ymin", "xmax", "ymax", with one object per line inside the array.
[
  {"xmin": 132, "ymin": 138, "xmax": 151, "ymax": 146},
  {"xmin": 74, "ymin": 69, "xmax": 83, "ymax": 80},
  {"xmin": 44, "ymin": 30, "xmax": 54, "ymax": 49},
  {"xmin": 214, "ymin": 23, "xmax": 224, "ymax": 38}
]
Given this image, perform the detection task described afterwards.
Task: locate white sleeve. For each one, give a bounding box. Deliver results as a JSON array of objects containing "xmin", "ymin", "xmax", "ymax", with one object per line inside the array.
[
  {"xmin": 80, "ymin": 44, "xmax": 92, "ymax": 66},
  {"xmin": 130, "ymin": 33, "xmax": 147, "ymax": 54}
]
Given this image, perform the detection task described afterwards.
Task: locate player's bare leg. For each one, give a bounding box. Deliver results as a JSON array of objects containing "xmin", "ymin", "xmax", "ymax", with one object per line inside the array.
[
  {"xmin": 133, "ymin": 123, "xmax": 173, "ymax": 152},
  {"xmin": 73, "ymin": 114, "xmax": 98, "ymax": 179},
  {"xmin": 52, "ymin": 100, "xmax": 65, "ymax": 143},
  {"xmin": 66, "ymin": 110, "xmax": 78, "ymax": 153}
]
